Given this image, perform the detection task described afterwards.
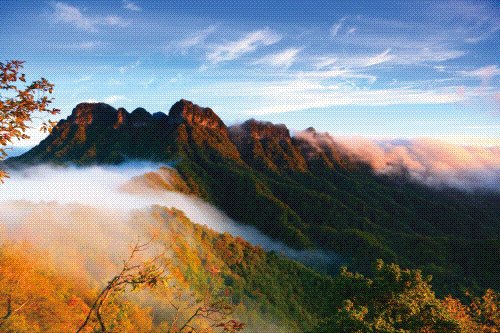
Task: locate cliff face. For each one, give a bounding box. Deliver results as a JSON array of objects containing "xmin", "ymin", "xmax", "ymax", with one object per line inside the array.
[
  {"xmin": 12, "ymin": 99, "xmax": 350, "ymax": 173},
  {"xmin": 168, "ymin": 99, "xmax": 226, "ymax": 132},
  {"xmin": 229, "ymin": 119, "xmax": 308, "ymax": 172},
  {"xmin": 11, "ymin": 100, "xmax": 247, "ymax": 165}
]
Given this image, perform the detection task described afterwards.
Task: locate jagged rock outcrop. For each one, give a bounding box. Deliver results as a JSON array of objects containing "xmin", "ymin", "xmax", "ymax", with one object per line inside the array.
[
  {"xmin": 9, "ymin": 99, "xmax": 244, "ymax": 165},
  {"xmin": 9, "ymin": 99, "xmax": 359, "ymax": 174},
  {"xmin": 68, "ymin": 102, "xmax": 119, "ymax": 126},
  {"xmin": 229, "ymin": 119, "xmax": 307, "ymax": 172},
  {"xmin": 166, "ymin": 99, "xmax": 242, "ymax": 162},
  {"xmin": 168, "ymin": 99, "xmax": 226, "ymax": 132},
  {"xmin": 293, "ymin": 127, "xmax": 349, "ymax": 170}
]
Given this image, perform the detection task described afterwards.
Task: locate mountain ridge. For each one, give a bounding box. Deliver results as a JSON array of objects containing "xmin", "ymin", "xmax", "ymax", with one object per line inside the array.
[{"xmin": 7, "ymin": 99, "xmax": 500, "ymax": 296}]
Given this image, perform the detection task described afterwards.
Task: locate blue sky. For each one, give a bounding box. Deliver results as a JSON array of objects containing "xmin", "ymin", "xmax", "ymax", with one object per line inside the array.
[{"xmin": 1, "ymin": 0, "xmax": 499, "ymax": 146}]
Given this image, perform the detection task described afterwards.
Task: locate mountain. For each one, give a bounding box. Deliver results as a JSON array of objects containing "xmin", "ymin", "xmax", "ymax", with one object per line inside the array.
[{"xmin": 7, "ymin": 100, "xmax": 500, "ymax": 295}]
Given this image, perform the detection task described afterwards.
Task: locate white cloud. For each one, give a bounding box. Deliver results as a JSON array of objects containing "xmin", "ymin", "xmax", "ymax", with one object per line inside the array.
[
  {"xmin": 296, "ymin": 68, "xmax": 377, "ymax": 83},
  {"xmin": 378, "ymin": 47, "xmax": 465, "ymax": 64},
  {"xmin": 189, "ymin": 79, "xmax": 467, "ymax": 115},
  {"xmin": 104, "ymin": 95, "xmax": 126, "ymax": 104},
  {"xmin": 104, "ymin": 15, "xmax": 129, "ymax": 27},
  {"xmin": 253, "ymin": 48, "xmax": 302, "ymax": 68},
  {"xmin": 313, "ymin": 47, "xmax": 464, "ymax": 69},
  {"xmin": 330, "ymin": 17, "xmax": 346, "ymax": 37},
  {"xmin": 296, "ymin": 133, "xmax": 500, "ymax": 190},
  {"xmin": 405, "ymin": 48, "xmax": 465, "ymax": 63},
  {"xmin": 178, "ymin": 26, "xmax": 217, "ymax": 52},
  {"xmin": 364, "ymin": 48, "xmax": 394, "ymax": 66},
  {"xmin": 459, "ymin": 65, "xmax": 500, "ymax": 81},
  {"xmin": 465, "ymin": 23, "xmax": 500, "ymax": 43},
  {"xmin": 206, "ymin": 28, "xmax": 281, "ymax": 65},
  {"xmin": 53, "ymin": 2, "xmax": 96, "ymax": 31},
  {"xmin": 123, "ymin": 0, "xmax": 141, "ymax": 11},
  {"xmin": 245, "ymin": 87, "xmax": 464, "ymax": 114},
  {"xmin": 347, "ymin": 27, "xmax": 357, "ymax": 34},
  {"xmin": 314, "ymin": 57, "xmax": 338, "ymax": 70},
  {"xmin": 53, "ymin": 2, "xmax": 130, "ymax": 32}
]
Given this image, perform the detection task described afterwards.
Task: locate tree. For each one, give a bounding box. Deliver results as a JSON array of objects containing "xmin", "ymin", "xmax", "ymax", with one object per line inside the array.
[
  {"xmin": 76, "ymin": 240, "xmax": 167, "ymax": 333},
  {"xmin": 0, "ymin": 241, "xmax": 93, "ymax": 332},
  {"xmin": 311, "ymin": 260, "xmax": 498, "ymax": 333},
  {"xmin": 0, "ymin": 60, "xmax": 59, "ymax": 181},
  {"xmin": 155, "ymin": 265, "xmax": 245, "ymax": 333},
  {"xmin": 0, "ymin": 241, "xmax": 156, "ymax": 332},
  {"xmin": 76, "ymin": 238, "xmax": 245, "ymax": 333}
]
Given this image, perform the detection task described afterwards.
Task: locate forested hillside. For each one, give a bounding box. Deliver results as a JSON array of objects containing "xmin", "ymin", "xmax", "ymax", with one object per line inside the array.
[{"xmin": 1, "ymin": 207, "xmax": 498, "ymax": 332}]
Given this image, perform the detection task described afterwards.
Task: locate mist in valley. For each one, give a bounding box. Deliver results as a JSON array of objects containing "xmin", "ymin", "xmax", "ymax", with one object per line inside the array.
[{"xmin": 0, "ymin": 163, "xmax": 341, "ymax": 278}]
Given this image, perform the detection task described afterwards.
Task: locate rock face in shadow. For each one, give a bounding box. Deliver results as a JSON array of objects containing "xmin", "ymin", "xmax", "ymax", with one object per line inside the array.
[
  {"xmin": 229, "ymin": 119, "xmax": 307, "ymax": 172},
  {"xmin": 10, "ymin": 99, "xmax": 245, "ymax": 165},
  {"xmin": 11, "ymin": 99, "xmax": 345, "ymax": 173}
]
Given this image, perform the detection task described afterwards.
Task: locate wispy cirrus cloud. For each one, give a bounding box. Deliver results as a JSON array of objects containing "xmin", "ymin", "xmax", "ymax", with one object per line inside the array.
[
  {"xmin": 123, "ymin": 0, "xmax": 141, "ymax": 12},
  {"xmin": 296, "ymin": 69, "xmax": 377, "ymax": 83},
  {"xmin": 178, "ymin": 25, "xmax": 217, "ymax": 52},
  {"xmin": 206, "ymin": 28, "xmax": 281, "ymax": 65},
  {"xmin": 244, "ymin": 86, "xmax": 465, "ymax": 114},
  {"xmin": 52, "ymin": 2, "xmax": 130, "ymax": 32},
  {"xmin": 253, "ymin": 48, "xmax": 302, "ymax": 68},
  {"xmin": 459, "ymin": 65, "xmax": 500, "ymax": 83},
  {"xmin": 188, "ymin": 78, "xmax": 467, "ymax": 115},
  {"xmin": 465, "ymin": 24, "xmax": 500, "ymax": 43},
  {"xmin": 312, "ymin": 46, "xmax": 464, "ymax": 70},
  {"xmin": 363, "ymin": 48, "xmax": 394, "ymax": 66},
  {"xmin": 427, "ymin": 0, "xmax": 500, "ymax": 44},
  {"xmin": 314, "ymin": 57, "xmax": 338, "ymax": 70},
  {"xmin": 330, "ymin": 17, "xmax": 346, "ymax": 37}
]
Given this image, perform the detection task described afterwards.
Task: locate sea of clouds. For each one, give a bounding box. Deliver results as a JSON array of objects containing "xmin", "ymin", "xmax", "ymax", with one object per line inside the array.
[{"xmin": 296, "ymin": 132, "xmax": 500, "ymax": 191}]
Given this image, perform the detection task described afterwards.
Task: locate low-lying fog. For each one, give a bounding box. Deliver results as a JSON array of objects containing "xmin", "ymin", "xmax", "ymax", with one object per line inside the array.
[{"xmin": 0, "ymin": 163, "xmax": 341, "ymax": 275}]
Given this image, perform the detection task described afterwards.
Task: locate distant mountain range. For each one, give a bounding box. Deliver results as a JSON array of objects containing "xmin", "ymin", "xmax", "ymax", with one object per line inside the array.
[{"xmin": 7, "ymin": 99, "xmax": 500, "ymax": 295}]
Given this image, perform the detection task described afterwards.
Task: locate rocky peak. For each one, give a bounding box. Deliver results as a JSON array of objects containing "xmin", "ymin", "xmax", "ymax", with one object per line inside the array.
[
  {"xmin": 68, "ymin": 103, "xmax": 120, "ymax": 126},
  {"xmin": 129, "ymin": 107, "xmax": 153, "ymax": 127},
  {"xmin": 167, "ymin": 99, "xmax": 226, "ymax": 131},
  {"xmin": 230, "ymin": 119, "xmax": 291, "ymax": 142}
]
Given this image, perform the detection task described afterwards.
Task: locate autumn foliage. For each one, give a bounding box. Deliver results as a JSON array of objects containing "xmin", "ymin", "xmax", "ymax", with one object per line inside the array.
[{"xmin": 0, "ymin": 60, "xmax": 59, "ymax": 181}]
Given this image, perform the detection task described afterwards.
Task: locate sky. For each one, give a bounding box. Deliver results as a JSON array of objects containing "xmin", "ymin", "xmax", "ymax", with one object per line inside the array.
[{"xmin": 1, "ymin": 0, "xmax": 499, "ymax": 146}]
